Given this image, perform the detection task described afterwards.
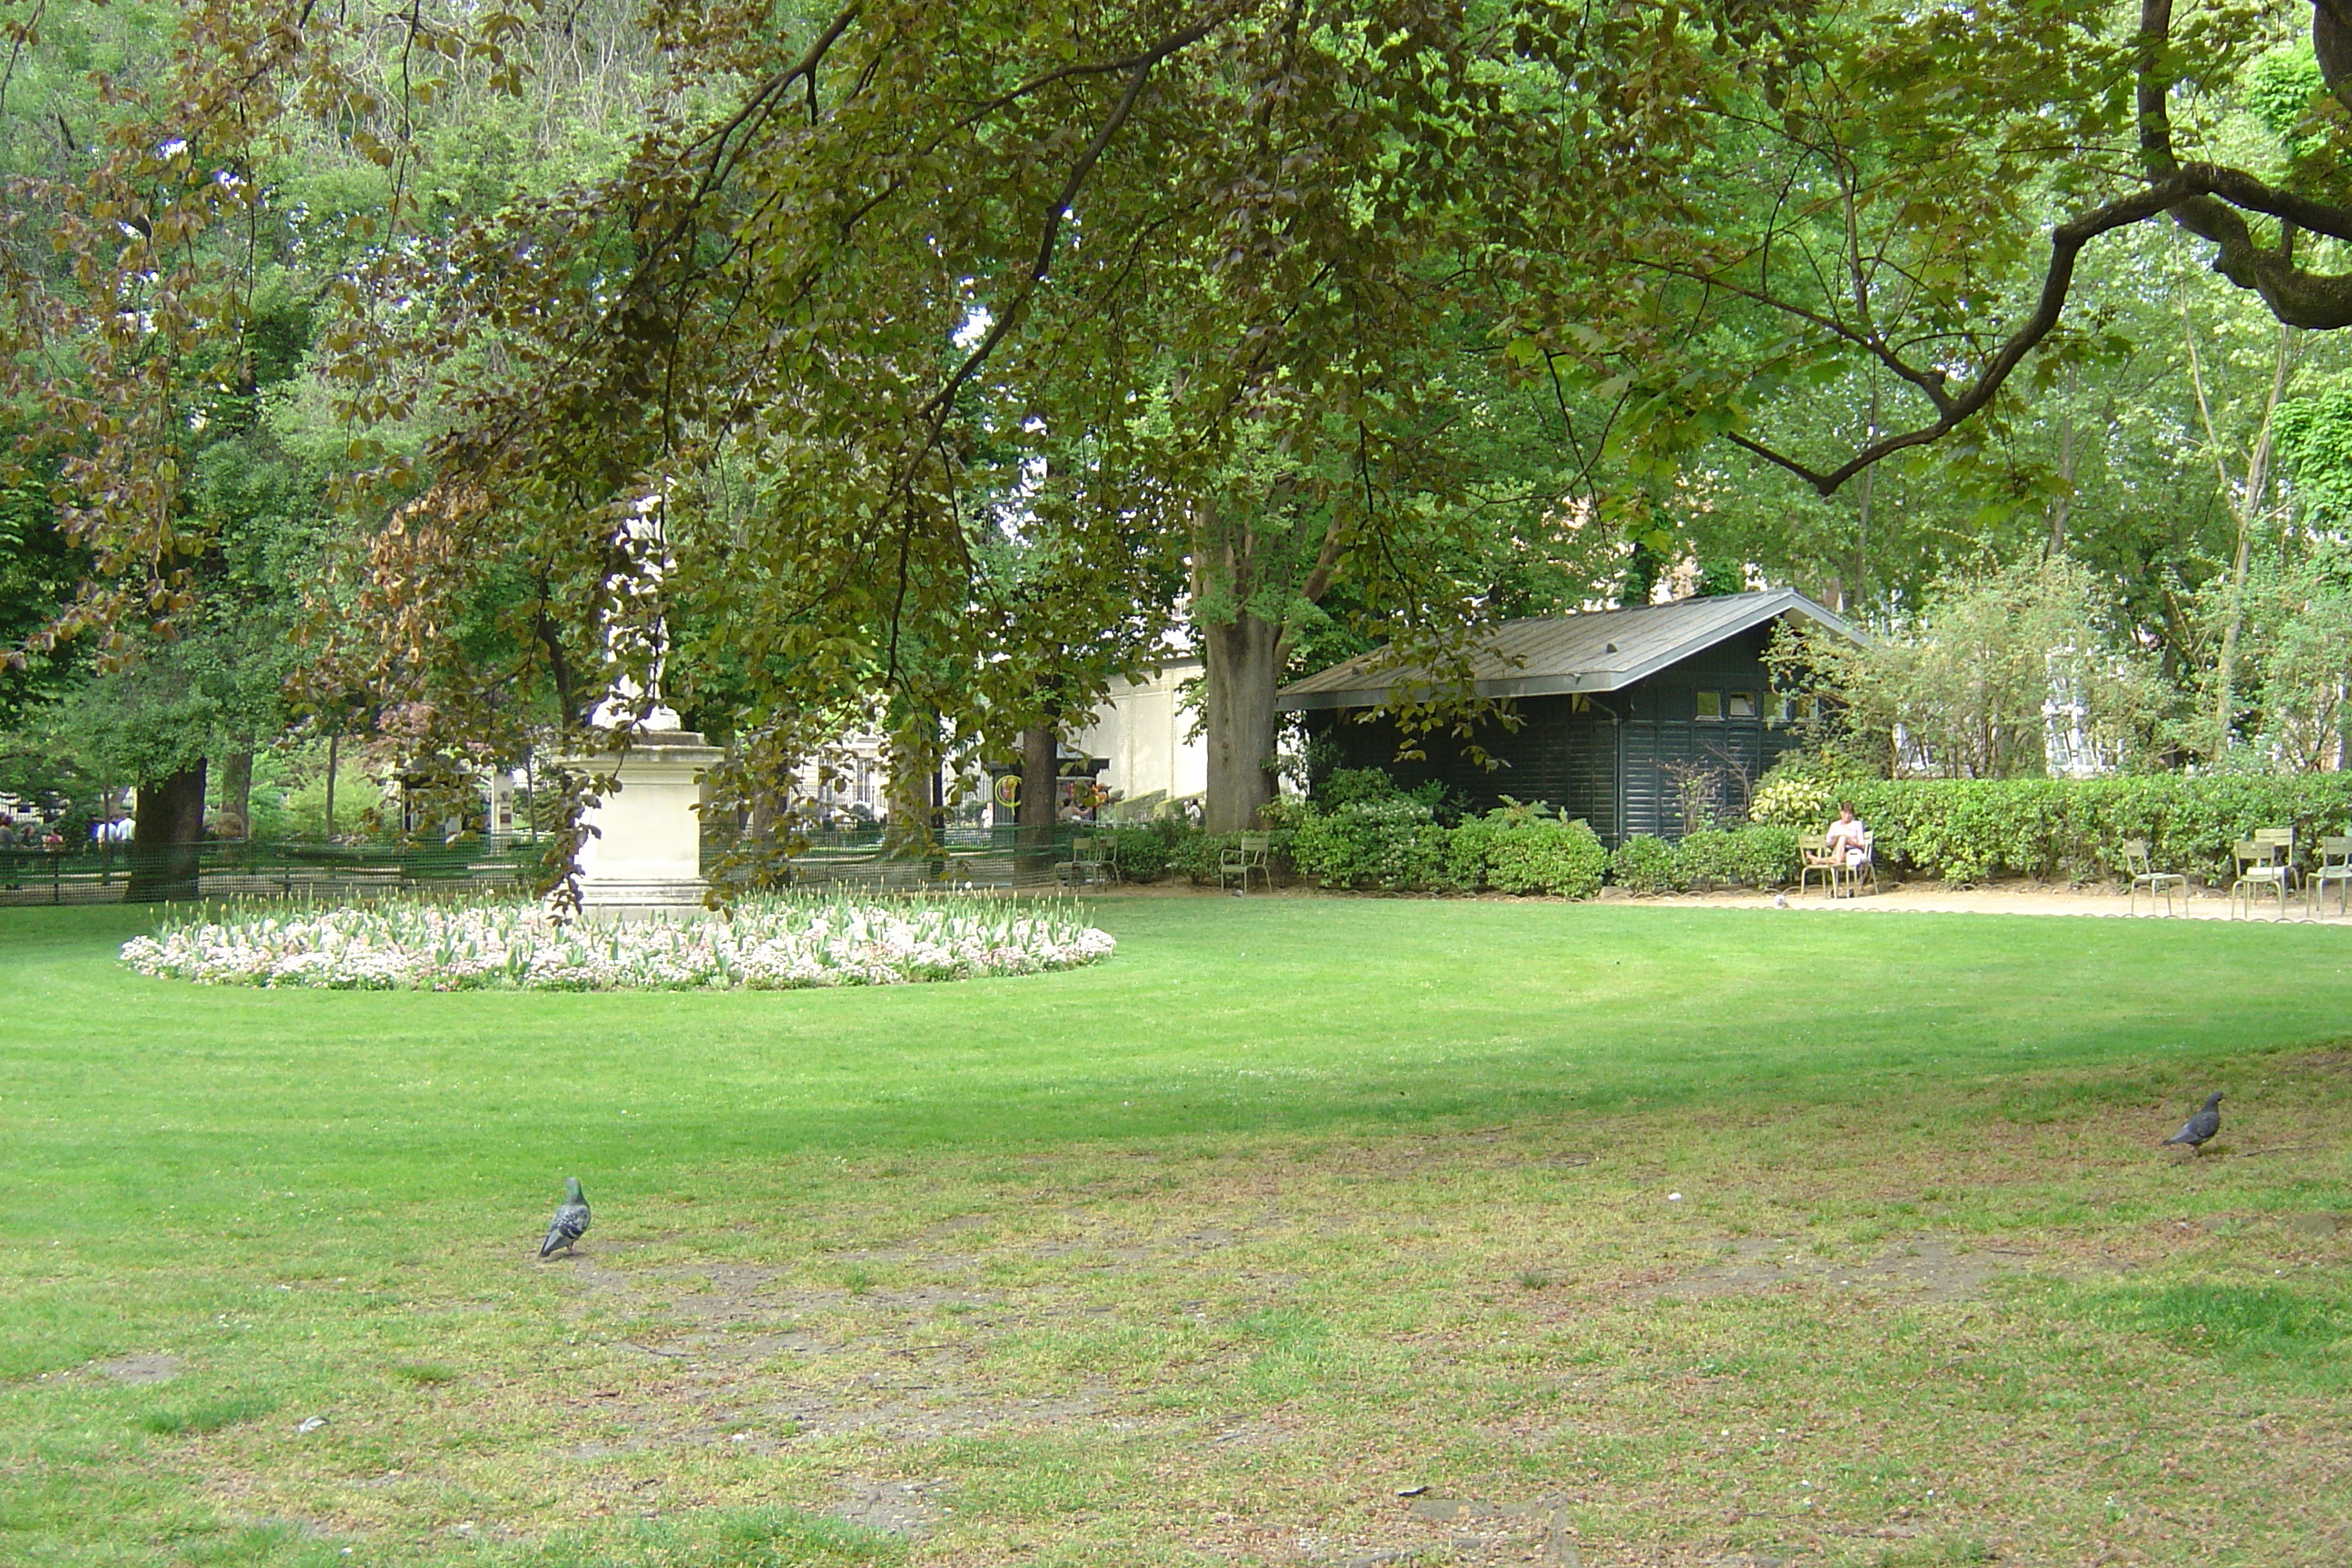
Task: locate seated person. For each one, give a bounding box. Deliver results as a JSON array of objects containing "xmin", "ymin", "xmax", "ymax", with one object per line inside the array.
[{"xmin": 1825, "ymin": 801, "xmax": 1872, "ymax": 868}]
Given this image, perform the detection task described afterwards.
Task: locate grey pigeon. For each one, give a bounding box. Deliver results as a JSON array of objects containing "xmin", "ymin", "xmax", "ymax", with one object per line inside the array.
[
  {"xmin": 2163, "ymin": 1092, "xmax": 2224, "ymax": 1154},
  {"xmin": 540, "ymin": 1177, "xmax": 590, "ymax": 1257}
]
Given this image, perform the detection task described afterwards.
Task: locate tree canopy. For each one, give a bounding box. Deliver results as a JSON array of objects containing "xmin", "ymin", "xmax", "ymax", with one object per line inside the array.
[{"xmin": 12, "ymin": 0, "xmax": 2352, "ymax": 841}]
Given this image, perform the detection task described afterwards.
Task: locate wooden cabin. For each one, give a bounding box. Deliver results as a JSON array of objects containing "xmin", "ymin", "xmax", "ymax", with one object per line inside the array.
[{"xmin": 1277, "ymin": 590, "xmax": 1860, "ymax": 844}]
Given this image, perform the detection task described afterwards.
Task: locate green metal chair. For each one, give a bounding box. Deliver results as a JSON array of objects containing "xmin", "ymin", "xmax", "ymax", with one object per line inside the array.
[
  {"xmin": 1797, "ymin": 833, "xmax": 1840, "ymax": 897},
  {"xmin": 1835, "ymin": 842, "xmax": 1878, "ymax": 898},
  {"xmin": 1219, "ymin": 831, "xmax": 1272, "ymax": 893},
  {"xmin": 2308, "ymin": 835, "xmax": 2352, "ymax": 919},
  {"xmin": 2229, "ymin": 840, "xmax": 2289, "ymax": 922},
  {"xmin": 1057, "ymin": 833, "xmax": 1112, "ymax": 887},
  {"xmin": 2120, "ymin": 838, "xmax": 2186, "ymax": 917},
  {"xmin": 2254, "ymin": 826, "xmax": 2299, "ymax": 892}
]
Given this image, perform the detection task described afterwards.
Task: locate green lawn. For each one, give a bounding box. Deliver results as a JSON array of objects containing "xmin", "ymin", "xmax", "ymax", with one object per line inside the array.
[{"xmin": 3, "ymin": 897, "xmax": 2349, "ymax": 1566}]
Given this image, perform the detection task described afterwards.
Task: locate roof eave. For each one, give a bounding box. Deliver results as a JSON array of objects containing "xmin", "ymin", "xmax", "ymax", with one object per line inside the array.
[
  {"xmin": 1274, "ymin": 591, "xmax": 1865, "ymax": 711},
  {"xmin": 1279, "ymin": 671, "xmax": 1632, "ymax": 711}
]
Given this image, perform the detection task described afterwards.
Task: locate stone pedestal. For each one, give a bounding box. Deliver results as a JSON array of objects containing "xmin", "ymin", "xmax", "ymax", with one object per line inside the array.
[{"xmin": 560, "ymin": 730, "xmax": 722, "ymax": 910}]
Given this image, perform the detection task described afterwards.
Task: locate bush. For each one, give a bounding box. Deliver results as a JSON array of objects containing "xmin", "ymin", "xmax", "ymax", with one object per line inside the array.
[
  {"xmin": 1447, "ymin": 799, "xmax": 1607, "ymax": 897},
  {"xmin": 1608, "ymin": 833, "xmax": 1679, "ymax": 894},
  {"xmin": 1675, "ymin": 824, "xmax": 1802, "ymax": 889},
  {"xmin": 1166, "ymin": 828, "xmax": 1294, "ymax": 885},
  {"xmin": 1749, "ymin": 762, "xmax": 2352, "ymax": 884},
  {"xmin": 1289, "ymin": 797, "xmax": 1457, "ymax": 890},
  {"xmin": 1100, "ymin": 822, "xmax": 1187, "ymax": 883}
]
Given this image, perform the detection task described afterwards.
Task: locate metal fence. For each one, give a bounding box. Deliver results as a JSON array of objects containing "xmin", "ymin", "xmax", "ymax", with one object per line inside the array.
[
  {"xmin": 701, "ymin": 823, "xmax": 1102, "ymax": 892},
  {"xmin": 2, "ymin": 825, "xmax": 1105, "ymax": 906},
  {"xmin": 0, "ymin": 841, "xmax": 536, "ymax": 906}
]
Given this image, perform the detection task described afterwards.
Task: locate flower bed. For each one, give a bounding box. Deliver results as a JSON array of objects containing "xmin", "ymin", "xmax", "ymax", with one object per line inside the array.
[{"xmin": 121, "ymin": 895, "xmax": 1116, "ymax": 992}]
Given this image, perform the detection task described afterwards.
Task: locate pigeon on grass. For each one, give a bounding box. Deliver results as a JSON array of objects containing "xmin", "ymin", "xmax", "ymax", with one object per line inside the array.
[
  {"xmin": 2163, "ymin": 1092, "xmax": 2224, "ymax": 1155},
  {"xmin": 540, "ymin": 1177, "xmax": 591, "ymax": 1258}
]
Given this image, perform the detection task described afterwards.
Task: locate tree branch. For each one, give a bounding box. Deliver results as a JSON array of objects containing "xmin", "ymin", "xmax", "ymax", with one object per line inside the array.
[
  {"xmin": 914, "ymin": 15, "xmax": 1222, "ymax": 437},
  {"xmin": 1735, "ymin": 180, "xmax": 2196, "ymax": 495}
]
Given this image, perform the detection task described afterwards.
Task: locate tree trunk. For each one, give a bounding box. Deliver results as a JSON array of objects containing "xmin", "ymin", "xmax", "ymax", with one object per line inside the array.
[
  {"xmin": 2212, "ymin": 523, "xmax": 2254, "ymax": 749},
  {"xmin": 324, "ymin": 733, "xmax": 338, "ymax": 839},
  {"xmin": 126, "ymin": 761, "xmax": 207, "ymax": 902},
  {"xmin": 2047, "ymin": 402, "xmax": 2074, "ymax": 556},
  {"xmin": 219, "ymin": 749, "xmax": 254, "ymax": 839},
  {"xmin": 881, "ymin": 709, "xmax": 945, "ymax": 862},
  {"xmin": 1016, "ymin": 720, "xmax": 1059, "ymax": 881},
  {"xmin": 2185, "ymin": 313, "xmax": 2295, "ymax": 755},
  {"xmin": 1854, "ymin": 371, "xmax": 1880, "ymax": 597},
  {"xmin": 1201, "ymin": 612, "xmax": 1283, "ymax": 832}
]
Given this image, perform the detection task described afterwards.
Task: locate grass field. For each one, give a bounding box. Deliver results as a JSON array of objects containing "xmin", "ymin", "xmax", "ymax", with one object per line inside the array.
[{"xmin": 2, "ymin": 895, "xmax": 2349, "ymax": 1568}]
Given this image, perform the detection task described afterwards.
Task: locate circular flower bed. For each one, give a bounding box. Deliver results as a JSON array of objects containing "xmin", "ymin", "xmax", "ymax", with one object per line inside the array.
[{"xmin": 121, "ymin": 895, "xmax": 1116, "ymax": 992}]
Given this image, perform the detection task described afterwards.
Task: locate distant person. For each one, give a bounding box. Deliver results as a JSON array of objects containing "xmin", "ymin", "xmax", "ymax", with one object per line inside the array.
[{"xmin": 1825, "ymin": 800, "xmax": 1872, "ymax": 869}]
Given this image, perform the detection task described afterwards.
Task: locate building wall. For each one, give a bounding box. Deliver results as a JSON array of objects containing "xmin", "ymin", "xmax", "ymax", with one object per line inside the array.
[
  {"xmin": 1070, "ymin": 660, "xmax": 1208, "ymax": 807},
  {"xmin": 1306, "ymin": 623, "xmax": 1808, "ymax": 842}
]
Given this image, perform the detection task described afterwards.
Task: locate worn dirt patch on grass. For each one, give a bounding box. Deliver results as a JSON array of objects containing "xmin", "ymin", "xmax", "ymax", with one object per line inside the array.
[
  {"xmin": 90, "ymin": 1352, "xmax": 185, "ymax": 1385},
  {"xmin": 1625, "ymin": 1235, "xmax": 2043, "ymax": 1304},
  {"xmin": 167, "ymin": 1054, "xmax": 2352, "ymax": 1567},
  {"xmin": 829, "ymin": 1475, "xmax": 949, "ymax": 1538}
]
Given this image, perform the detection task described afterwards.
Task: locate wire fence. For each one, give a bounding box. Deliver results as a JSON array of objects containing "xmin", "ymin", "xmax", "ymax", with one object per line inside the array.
[
  {"xmin": 0, "ymin": 840, "xmax": 537, "ymax": 906},
  {"xmin": 0, "ymin": 825, "xmax": 1108, "ymax": 906},
  {"xmin": 722, "ymin": 824, "xmax": 1102, "ymax": 893}
]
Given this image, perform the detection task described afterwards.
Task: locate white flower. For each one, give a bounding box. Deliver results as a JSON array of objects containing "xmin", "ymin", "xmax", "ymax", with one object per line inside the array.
[{"xmin": 122, "ymin": 894, "xmax": 1114, "ymax": 994}]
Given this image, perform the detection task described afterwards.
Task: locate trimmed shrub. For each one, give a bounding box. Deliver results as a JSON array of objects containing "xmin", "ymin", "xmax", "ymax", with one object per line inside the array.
[
  {"xmin": 1671, "ymin": 828, "xmax": 1739, "ymax": 887},
  {"xmin": 1749, "ymin": 765, "xmax": 2352, "ymax": 884},
  {"xmin": 1675, "ymin": 824, "xmax": 1802, "ymax": 889},
  {"xmin": 1289, "ymin": 798, "xmax": 1457, "ymax": 890},
  {"xmin": 1608, "ymin": 833, "xmax": 1679, "ymax": 894},
  {"xmin": 1101, "ymin": 822, "xmax": 1186, "ymax": 883},
  {"xmin": 1169, "ymin": 828, "xmax": 1294, "ymax": 885},
  {"xmin": 1446, "ymin": 799, "xmax": 1607, "ymax": 897}
]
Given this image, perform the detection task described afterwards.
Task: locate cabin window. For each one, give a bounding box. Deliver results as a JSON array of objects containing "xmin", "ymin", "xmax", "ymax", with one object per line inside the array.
[
  {"xmin": 1694, "ymin": 690, "xmax": 1723, "ymax": 721},
  {"xmin": 1774, "ymin": 694, "xmax": 1818, "ymax": 725},
  {"xmin": 1728, "ymin": 691, "xmax": 1759, "ymax": 720}
]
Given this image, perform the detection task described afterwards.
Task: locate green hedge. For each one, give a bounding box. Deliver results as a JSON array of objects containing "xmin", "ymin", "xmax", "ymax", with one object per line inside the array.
[
  {"xmin": 1447, "ymin": 801, "xmax": 1608, "ymax": 897},
  {"xmin": 1271, "ymin": 784, "xmax": 1609, "ymax": 897},
  {"xmin": 1164, "ymin": 828, "xmax": 1298, "ymax": 885},
  {"xmin": 1289, "ymin": 798, "xmax": 1456, "ymax": 890},
  {"xmin": 1101, "ymin": 822, "xmax": 1189, "ymax": 882},
  {"xmin": 1159, "ymin": 784, "xmax": 1798, "ymax": 897},
  {"xmin": 1675, "ymin": 825, "xmax": 1803, "ymax": 890},
  {"xmin": 1608, "ymin": 833, "xmax": 1679, "ymax": 894},
  {"xmin": 1755, "ymin": 773, "xmax": 2352, "ymax": 884}
]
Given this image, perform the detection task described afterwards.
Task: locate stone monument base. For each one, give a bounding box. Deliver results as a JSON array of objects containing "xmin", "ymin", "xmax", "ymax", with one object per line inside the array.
[
  {"xmin": 557, "ymin": 729, "xmax": 723, "ymax": 913},
  {"xmin": 565, "ymin": 881, "xmax": 712, "ymax": 919}
]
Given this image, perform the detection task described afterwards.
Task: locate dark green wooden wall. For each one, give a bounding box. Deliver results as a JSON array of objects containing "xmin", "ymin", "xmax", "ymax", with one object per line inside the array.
[{"xmin": 1300, "ymin": 622, "xmax": 1809, "ymax": 843}]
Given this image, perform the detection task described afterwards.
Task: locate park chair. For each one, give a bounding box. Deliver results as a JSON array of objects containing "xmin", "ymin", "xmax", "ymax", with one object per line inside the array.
[
  {"xmin": 1836, "ymin": 841, "xmax": 1879, "ymax": 898},
  {"xmin": 2121, "ymin": 838, "xmax": 2186, "ymax": 917},
  {"xmin": 2229, "ymin": 840, "xmax": 2289, "ymax": 922},
  {"xmin": 2308, "ymin": 836, "xmax": 2352, "ymax": 919},
  {"xmin": 2254, "ymin": 827, "xmax": 2298, "ymax": 890},
  {"xmin": 1219, "ymin": 831, "xmax": 1272, "ymax": 893},
  {"xmin": 1056, "ymin": 833, "xmax": 1112, "ymax": 887},
  {"xmin": 1812, "ymin": 832, "xmax": 1876, "ymax": 899},
  {"xmin": 1798, "ymin": 834, "xmax": 1841, "ymax": 897}
]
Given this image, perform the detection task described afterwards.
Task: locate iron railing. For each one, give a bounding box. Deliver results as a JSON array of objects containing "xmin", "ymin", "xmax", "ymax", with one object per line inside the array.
[{"xmin": 2, "ymin": 825, "xmax": 1108, "ymax": 905}]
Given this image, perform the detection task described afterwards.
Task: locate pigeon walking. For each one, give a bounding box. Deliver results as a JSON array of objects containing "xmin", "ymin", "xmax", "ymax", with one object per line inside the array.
[
  {"xmin": 2163, "ymin": 1092, "xmax": 2224, "ymax": 1155},
  {"xmin": 540, "ymin": 1177, "xmax": 591, "ymax": 1258}
]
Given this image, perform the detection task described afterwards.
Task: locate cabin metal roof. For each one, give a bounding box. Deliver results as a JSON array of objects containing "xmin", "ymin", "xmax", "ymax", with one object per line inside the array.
[{"xmin": 1276, "ymin": 590, "xmax": 1859, "ymax": 711}]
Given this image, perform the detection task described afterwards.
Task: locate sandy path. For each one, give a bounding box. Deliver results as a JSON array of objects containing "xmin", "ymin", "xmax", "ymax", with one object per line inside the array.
[{"xmin": 1098, "ymin": 877, "xmax": 2352, "ymax": 923}]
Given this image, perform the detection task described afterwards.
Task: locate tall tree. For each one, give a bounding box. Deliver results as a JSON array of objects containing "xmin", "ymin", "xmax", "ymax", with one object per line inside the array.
[{"xmin": 1525, "ymin": 1, "xmax": 2352, "ymax": 496}]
